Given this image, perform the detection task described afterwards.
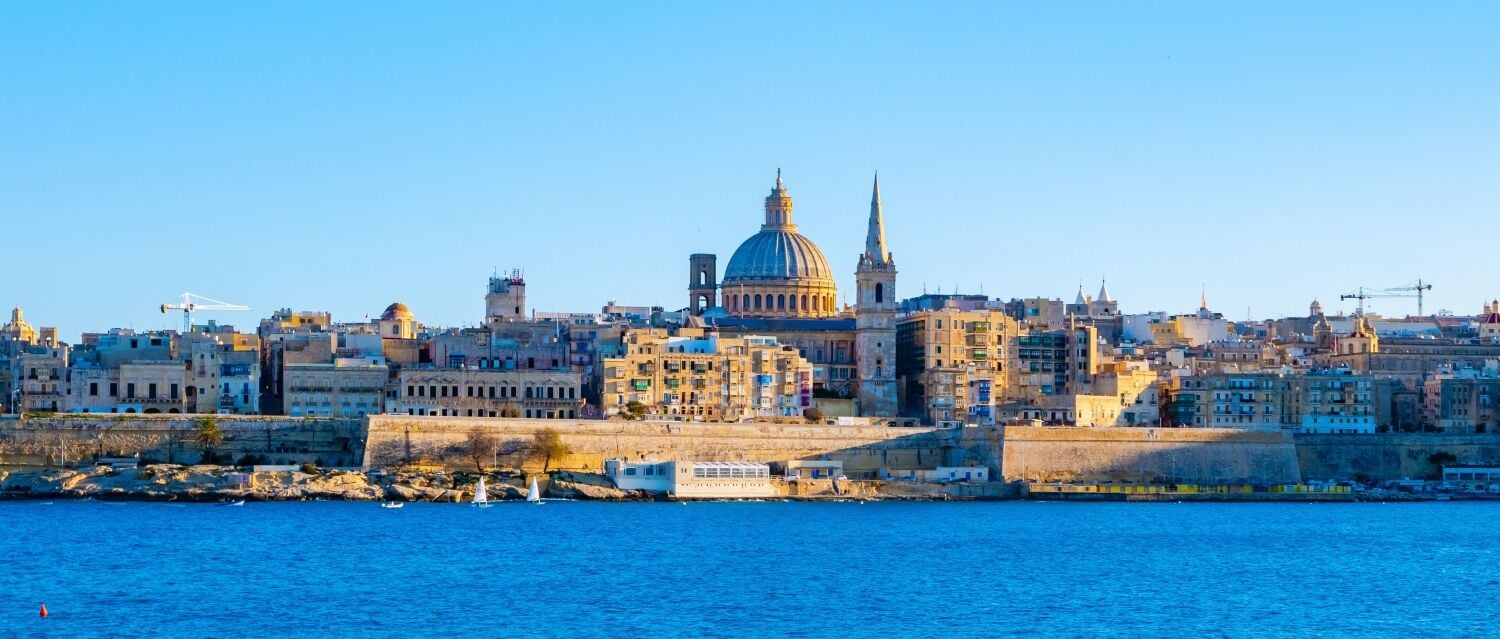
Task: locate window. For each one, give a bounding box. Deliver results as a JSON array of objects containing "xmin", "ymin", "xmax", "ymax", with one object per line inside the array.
[
  {"xmin": 875, "ymin": 282, "xmax": 884, "ymax": 303},
  {"xmin": 90, "ymin": 382, "xmax": 98, "ymax": 396}
]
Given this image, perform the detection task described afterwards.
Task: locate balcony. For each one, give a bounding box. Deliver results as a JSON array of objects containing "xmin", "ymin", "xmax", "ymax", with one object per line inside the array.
[{"xmin": 124, "ymin": 396, "xmax": 182, "ymax": 406}]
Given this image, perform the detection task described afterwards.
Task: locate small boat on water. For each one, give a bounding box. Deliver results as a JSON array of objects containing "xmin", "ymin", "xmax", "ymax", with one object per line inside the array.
[
  {"xmin": 527, "ymin": 476, "xmax": 543, "ymax": 505},
  {"xmin": 474, "ymin": 477, "xmax": 492, "ymax": 508},
  {"xmin": 217, "ymin": 500, "xmax": 246, "ymax": 507},
  {"xmin": 381, "ymin": 502, "xmax": 405, "ymax": 509}
]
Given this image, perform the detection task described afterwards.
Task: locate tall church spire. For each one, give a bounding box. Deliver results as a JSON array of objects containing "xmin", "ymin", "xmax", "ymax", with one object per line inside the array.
[
  {"xmin": 854, "ymin": 172, "xmax": 898, "ymax": 418},
  {"xmin": 864, "ymin": 172, "xmax": 890, "ymax": 265}
]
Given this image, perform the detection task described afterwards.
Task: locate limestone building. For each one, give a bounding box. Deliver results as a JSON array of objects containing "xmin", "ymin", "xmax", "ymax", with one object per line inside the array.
[
  {"xmin": 686, "ymin": 172, "xmax": 899, "ymax": 417},
  {"xmin": 484, "ymin": 271, "xmax": 527, "ymax": 324},
  {"xmin": 392, "ymin": 368, "xmax": 583, "ymax": 419},
  {"xmin": 601, "ymin": 327, "xmax": 813, "ymax": 420},
  {"xmin": 1, "ymin": 307, "xmax": 41, "ymax": 345},
  {"xmin": 896, "ymin": 308, "xmax": 1020, "ymax": 425},
  {"xmin": 283, "ymin": 358, "xmax": 387, "ymax": 418}
]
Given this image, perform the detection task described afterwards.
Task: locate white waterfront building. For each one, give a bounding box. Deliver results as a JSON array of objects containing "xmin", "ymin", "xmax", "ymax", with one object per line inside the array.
[{"xmin": 605, "ymin": 459, "xmax": 773, "ymax": 498}]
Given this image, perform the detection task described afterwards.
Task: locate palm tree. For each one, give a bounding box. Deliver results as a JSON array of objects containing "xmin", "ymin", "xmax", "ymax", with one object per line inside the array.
[{"xmin": 195, "ymin": 416, "xmax": 224, "ymax": 464}]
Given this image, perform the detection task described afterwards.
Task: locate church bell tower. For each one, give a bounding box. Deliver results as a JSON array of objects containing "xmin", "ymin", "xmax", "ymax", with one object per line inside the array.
[{"xmin": 855, "ymin": 173, "xmax": 898, "ymax": 417}]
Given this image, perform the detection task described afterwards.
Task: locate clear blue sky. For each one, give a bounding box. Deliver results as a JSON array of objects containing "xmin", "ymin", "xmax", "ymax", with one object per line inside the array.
[{"xmin": 3, "ymin": 3, "xmax": 1497, "ymax": 339}]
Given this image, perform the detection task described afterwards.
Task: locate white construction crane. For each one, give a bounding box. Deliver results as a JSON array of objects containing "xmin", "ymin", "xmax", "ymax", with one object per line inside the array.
[
  {"xmin": 1339, "ymin": 279, "xmax": 1434, "ymax": 318},
  {"xmin": 160, "ymin": 292, "xmax": 250, "ymax": 333}
]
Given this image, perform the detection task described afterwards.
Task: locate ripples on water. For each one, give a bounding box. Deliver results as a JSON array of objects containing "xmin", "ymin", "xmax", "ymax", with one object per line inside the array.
[{"xmin": 2, "ymin": 501, "xmax": 1496, "ymax": 638}]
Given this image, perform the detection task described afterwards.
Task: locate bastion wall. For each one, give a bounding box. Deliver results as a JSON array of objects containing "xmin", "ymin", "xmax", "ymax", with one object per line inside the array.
[
  {"xmin": 996, "ymin": 426, "xmax": 1303, "ymax": 484},
  {"xmin": 0, "ymin": 415, "xmax": 366, "ymax": 468},
  {"xmin": 8, "ymin": 415, "xmax": 1499, "ymax": 485},
  {"xmin": 360, "ymin": 416, "xmax": 946, "ymax": 474},
  {"xmin": 1294, "ymin": 433, "xmax": 1500, "ymax": 481}
]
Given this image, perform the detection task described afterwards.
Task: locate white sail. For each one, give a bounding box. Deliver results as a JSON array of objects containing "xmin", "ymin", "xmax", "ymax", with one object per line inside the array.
[
  {"xmin": 526, "ymin": 476, "xmax": 541, "ymax": 503},
  {"xmin": 474, "ymin": 477, "xmax": 490, "ymax": 505}
]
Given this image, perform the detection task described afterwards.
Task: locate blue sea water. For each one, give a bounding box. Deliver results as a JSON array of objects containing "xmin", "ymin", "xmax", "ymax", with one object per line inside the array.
[{"xmin": 1, "ymin": 501, "xmax": 1497, "ymax": 638}]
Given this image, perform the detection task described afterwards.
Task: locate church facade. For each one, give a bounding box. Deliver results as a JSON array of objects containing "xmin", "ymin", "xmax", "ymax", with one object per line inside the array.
[{"xmin": 688, "ymin": 172, "xmax": 899, "ymax": 417}]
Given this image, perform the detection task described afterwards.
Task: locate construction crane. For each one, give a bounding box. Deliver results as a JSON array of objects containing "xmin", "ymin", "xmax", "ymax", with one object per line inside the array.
[
  {"xmin": 160, "ymin": 292, "xmax": 251, "ymax": 333},
  {"xmin": 1386, "ymin": 279, "xmax": 1433, "ymax": 316},
  {"xmin": 1340, "ymin": 279, "xmax": 1434, "ymax": 317}
]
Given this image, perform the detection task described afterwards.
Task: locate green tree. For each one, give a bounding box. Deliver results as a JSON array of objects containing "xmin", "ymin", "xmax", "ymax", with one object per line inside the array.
[
  {"xmin": 623, "ymin": 401, "xmax": 647, "ymax": 421},
  {"xmin": 530, "ymin": 427, "xmax": 572, "ymax": 472},
  {"xmin": 1427, "ymin": 451, "xmax": 1458, "ymax": 479},
  {"xmin": 497, "ymin": 402, "xmax": 523, "ymax": 418},
  {"xmin": 803, "ymin": 407, "xmax": 825, "ymax": 424},
  {"xmin": 195, "ymin": 416, "xmax": 224, "ymax": 463}
]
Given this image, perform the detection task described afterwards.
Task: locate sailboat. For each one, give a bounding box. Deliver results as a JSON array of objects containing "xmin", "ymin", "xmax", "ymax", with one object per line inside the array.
[
  {"xmin": 526, "ymin": 476, "xmax": 543, "ymax": 505},
  {"xmin": 473, "ymin": 477, "xmax": 492, "ymax": 508}
]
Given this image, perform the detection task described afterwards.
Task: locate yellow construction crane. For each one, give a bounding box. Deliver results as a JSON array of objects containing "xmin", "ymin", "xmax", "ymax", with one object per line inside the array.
[
  {"xmin": 160, "ymin": 292, "xmax": 251, "ymax": 333},
  {"xmin": 1340, "ymin": 279, "xmax": 1433, "ymax": 317}
]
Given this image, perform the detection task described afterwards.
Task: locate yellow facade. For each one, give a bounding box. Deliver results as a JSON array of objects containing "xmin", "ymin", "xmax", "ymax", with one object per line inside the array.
[{"xmin": 602, "ymin": 327, "xmax": 813, "ymax": 421}]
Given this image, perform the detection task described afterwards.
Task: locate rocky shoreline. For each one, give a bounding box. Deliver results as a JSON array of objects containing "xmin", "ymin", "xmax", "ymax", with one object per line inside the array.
[
  {"xmin": 3, "ymin": 465, "xmax": 1479, "ymax": 504},
  {"xmin": 0, "ymin": 464, "xmax": 1020, "ymax": 503},
  {"xmin": 0, "ymin": 465, "xmax": 646, "ymax": 503}
]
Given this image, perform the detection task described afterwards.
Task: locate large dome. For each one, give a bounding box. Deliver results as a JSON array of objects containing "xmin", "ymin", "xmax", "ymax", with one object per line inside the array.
[
  {"xmin": 723, "ymin": 230, "xmax": 834, "ymax": 283},
  {"xmin": 719, "ymin": 172, "xmax": 840, "ymax": 319}
]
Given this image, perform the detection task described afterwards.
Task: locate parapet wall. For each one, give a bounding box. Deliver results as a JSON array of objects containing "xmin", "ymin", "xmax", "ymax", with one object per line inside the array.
[
  {"xmin": 0, "ymin": 415, "xmax": 366, "ymax": 467},
  {"xmin": 999, "ymin": 426, "xmax": 1302, "ymax": 484},
  {"xmin": 1295, "ymin": 433, "xmax": 1500, "ymax": 481},
  {"xmin": 362, "ymin": 416, "xmax": 945, "ymax": 474}
]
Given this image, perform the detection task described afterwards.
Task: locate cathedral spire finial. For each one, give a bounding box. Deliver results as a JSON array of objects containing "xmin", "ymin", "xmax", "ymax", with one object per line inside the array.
[
  {"xmin": 776, "ymin": 168, "xmax": 783, "ymax": 190},
  {"xmin": 864, "ymin": 172, "xmax": 890, "ymax": 265}
]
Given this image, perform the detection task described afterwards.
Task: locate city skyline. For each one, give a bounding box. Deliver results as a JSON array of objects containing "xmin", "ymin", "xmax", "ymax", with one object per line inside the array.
[{"xmin": 4, "ymin": 3, "xmax": 1498, "ymax": 333}]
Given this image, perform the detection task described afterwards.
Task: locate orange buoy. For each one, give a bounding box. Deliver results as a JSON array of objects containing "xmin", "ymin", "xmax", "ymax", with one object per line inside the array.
[{"xmin": 39, "ymin": 604, "xmax": 48, "ymax": 618}]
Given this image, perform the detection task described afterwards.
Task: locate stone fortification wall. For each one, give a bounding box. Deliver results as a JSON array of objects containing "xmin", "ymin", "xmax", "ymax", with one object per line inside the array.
[
  {"xmin": 0, "ymin": 415, "xmax": 366, "ymax": 468},
  {"xmin": 1295, "ymin": 433, "xmax": 1500, "ymax": 481},
  {"xmin": 362, "ymin": 416, "xmax": 944, "ymax": 475},
  {"xmin": 999, "ymin": 426, "xmax": 1302, "ymax": 484}
]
